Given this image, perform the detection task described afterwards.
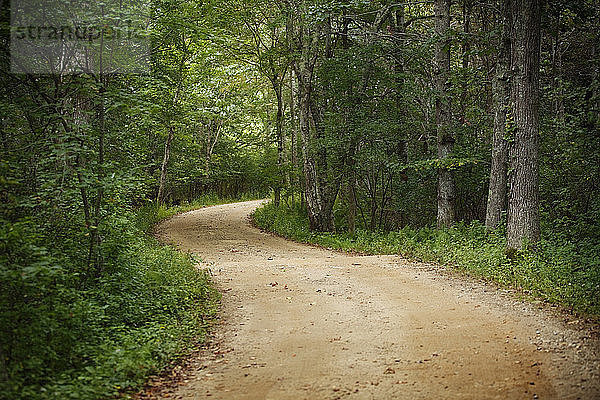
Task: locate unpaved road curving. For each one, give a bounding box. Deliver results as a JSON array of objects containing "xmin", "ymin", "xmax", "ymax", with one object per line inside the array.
[{"xmin": 154, "ymin": 200, "xmax": 599, "ymax": 399}]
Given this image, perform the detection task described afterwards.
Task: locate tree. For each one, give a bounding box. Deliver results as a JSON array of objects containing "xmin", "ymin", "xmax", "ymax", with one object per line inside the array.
[
  {"xmin": 238, "ymin": 1, "xmax": 289, "ymax": 206},
  {"xmin": 153, "ymin": 2, "xmax": 196, "ymax": 204},
  {"xmin": 286, "ymin": 1, "xmax": 341, "ymax": 231},
  {"xmin": 485, "ymin": 0, "xmax": 512, "ymax": 229},
  {"xmin": 434, "ymin": 0, "xmax": 456, "ymax": 228},
  {"xmin": 506, "ymin": 0, "xmax": 542, "ymax": 249}
]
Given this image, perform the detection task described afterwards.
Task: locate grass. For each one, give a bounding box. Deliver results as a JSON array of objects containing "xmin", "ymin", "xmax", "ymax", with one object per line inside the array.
[
  {"xmin": 252, "ymin": 201, "xmax": 600, "ymax": 317},
  {"xmin": 135, "ymin": 192, "xmax": 262, "ymax": 233}
]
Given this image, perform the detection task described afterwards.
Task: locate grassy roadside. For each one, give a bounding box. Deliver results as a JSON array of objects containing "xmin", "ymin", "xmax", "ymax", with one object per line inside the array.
[
  {"xmin": 1, "ymin": 194, "xmax": 261, "ymax": 400},
  {"xmin": 134, "ymin": 193, "xmax": 261, "ymax": 234},
  {"xmin": 252, "ymin": 202, "xmax": 600, "ymax": 318}
]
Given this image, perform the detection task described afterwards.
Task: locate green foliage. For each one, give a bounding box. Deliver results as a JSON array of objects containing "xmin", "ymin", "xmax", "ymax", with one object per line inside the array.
[
  {"xmin": 0, "ymin": 205, "xmax": 219, "ymax": 400},
  {"xmin": 134, "ymin": 192, "xmax": 262, "ymax": 233},
  {"xmin": 1, "ymin": 1, "xmax": 273, "ymax": 397},
  {"xmin": 253, "ymin": 202, "xmax": 600, "ymax": 316},
  {"xmin": 2, "ymin": 0, "xmax": 600, "ymax": 395}
]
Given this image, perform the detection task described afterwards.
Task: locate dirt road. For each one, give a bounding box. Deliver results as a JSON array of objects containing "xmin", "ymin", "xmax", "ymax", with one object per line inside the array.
[{"xmin": 155, "ymin": 200, "xmax": 599, "ymax": 399}]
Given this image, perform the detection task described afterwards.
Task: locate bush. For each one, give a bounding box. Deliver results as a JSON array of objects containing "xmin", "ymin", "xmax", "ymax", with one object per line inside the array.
[{"xmin": 0, "ymin": 205, "xmax": 219, "ymax": 400}]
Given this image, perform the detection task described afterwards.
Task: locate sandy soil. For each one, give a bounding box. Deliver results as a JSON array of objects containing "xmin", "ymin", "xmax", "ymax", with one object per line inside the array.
[{"xmin": 152, "ymin": 200, "xmax": 599, "ymax": 400}]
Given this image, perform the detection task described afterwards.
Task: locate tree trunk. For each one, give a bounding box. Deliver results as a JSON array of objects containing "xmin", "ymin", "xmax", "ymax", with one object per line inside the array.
[
  {"xmin": 296, "ymin": 75, "xmax": 336, "ymax": 231},
  {"xmin": 203, "ymin": 119, "xmax": 222, "ymax": 189},
  {"xmin": 551, "ymin": 13, "xmax": 565, "ymax": 125},
  {"xmin": 157, "ymin": 125, "xmax": 174, "ymax": 204},
  {"xmin": 290, "ymin": 69, "xmax": 298, "ymax": 205},
  {"xmin": 393, "ymin": 5, "xmax": 409, "ymax": 221},
  {"xmin": 347, "ymin": 176, "xmax": 356, "ymax": 234},
  {"xmin": 90, "ymin": 82, "xmax": 106, "ymax": 277},
  {"xmin": 368, "ymin": 169, "xmax": 378, "ymax": 231},
  {"xmin": 288, "ymin": 7, "xmax": 338, "ymax": 232},
  {"xmin": 204, "ymin": 124, "xmax": 211, "ymax": 178},
  {"xmin": 594, "ymin": 1, "xmax": 600, "ymax": 128},
  {"xmin": 273, "ymin": 78, "xmax": 284, "ymax": 207},
  {"xmin": 485, "ymin": 0, "xmax": 511, "ymax": 229},
  {"xmin": 460, "ymin": 0, "xmax": 471, "ymax": 122},
  {"xmin": 506, "ymin": 0, "xmax": 541, "ymax": 250},
  {"xmin": 435, "ymin": 0, "xmax": 456, "ymax": 228},
  {"xmin": 156, "ymin": 49, "xmax": 186, "ymax": 205},
  {"xmin": 480, "ymin": 5, "xmax": 494, "ymax": 113}
]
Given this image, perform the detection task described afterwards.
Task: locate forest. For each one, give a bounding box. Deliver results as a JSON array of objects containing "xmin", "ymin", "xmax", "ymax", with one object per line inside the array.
[{"xmin": 1, "ymin": 0, "xmax": 599, "ymax": 398}]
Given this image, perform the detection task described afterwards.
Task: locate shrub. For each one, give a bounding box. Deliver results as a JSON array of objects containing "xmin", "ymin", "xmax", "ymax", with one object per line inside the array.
[{"xmin": 0, "ymin": 206, "xmax": 219, "ymax": 400}]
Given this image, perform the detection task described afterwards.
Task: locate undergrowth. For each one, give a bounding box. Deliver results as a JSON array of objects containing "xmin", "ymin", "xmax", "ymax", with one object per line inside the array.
[
  {"xmin": 0, "ymin": 195, "xmax": 265, "ymax": 399},
  {"xmin": 134, "ymin": 192, "xmax": 261, "ymax": 233},
  {"xmin": 252, "ymin": 202, "xmax": 600, "ymax": 317}
]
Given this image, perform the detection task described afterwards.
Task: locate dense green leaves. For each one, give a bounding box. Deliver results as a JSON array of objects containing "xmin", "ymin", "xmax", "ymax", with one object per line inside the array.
[
  {"xmin": 0, "ymin": 0, "xmax": 274, "ymax": 397},
  {"xmin": 0, "ymin": 208, "xmax": 219, "ymax": 400},
  {"xmin": 252, "ymin": 0, "xmax": 599, "ymax": 312}
]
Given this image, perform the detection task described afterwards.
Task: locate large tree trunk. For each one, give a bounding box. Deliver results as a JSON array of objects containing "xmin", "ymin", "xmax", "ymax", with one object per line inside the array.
[
  {"xmin": 594, "ymin": 1, "xmax": 600, "ymax": 128},
  {"xmin": 485, "ymin": 0, "xmax": 512, "ymax": 229},
  {"xmin": 340, "ymin": 9, "xmax": 358, "ymax": 234},
  {"xmin": 459, "ymin": 0, "xmax": 471, "ymax": 122},
  {"xmin": 434, "ymin": 0, "xmax": 456, "ymax": 228},
  {"xmin": 296, "ymin": 74, "xmax": 336, "ymax": 231},
  {"xmin": 288, "ymin": 6, "xmax": 339, "ymax": 232},
  {"xmin": 506, "ymin": 0, "xmax": 541, "ymax": 249},
  {"xmin": 392, "ymin": 5, "xmax": 409, "ymax": 227}
]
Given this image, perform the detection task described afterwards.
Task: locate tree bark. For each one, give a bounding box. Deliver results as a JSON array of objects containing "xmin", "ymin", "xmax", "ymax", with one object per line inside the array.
[
  {"xmin": 393, "ymin": 4, "xmax": 409, "ymax": 217},
  {"xmin": 90, "ymin": 81, "xmax": 106, "ymax": 277},
  {"xmin": 480, "ymin": 5, "xmax": 494, "ymax": 113},
  {"xmin": 460, "ymin": 0, "xmax": 471, "ymax": 122},
  {"xmin": 434, "ymin": 0, "xmax": 456, "ymax": 228},
  {"xmin": 296, "ymin": 70, "xmax": 336, "ymax": 231},
  {"xmin": 288, "ymin": 5, "xmax": 338, "ymax": 231},
  {"xmin": 347, "ymin": 176, "xmax": 356, "ymax": 234},
  {"xmin": 506, "ymin": 0, "xmax": 541, "ymax": 249},
  {"xmin": 594, "ymin": 1, "xmax": 600, "ymax": 128},
  {"xmin": 485, "ymin": 0, "xmax": 511, "ymax": 229},
  {"xmin": 202, "ymin": 118, "xmax": 222, "ymax": 188}
]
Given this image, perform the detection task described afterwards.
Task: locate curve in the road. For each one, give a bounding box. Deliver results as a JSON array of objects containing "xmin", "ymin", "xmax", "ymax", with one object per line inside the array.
[{"xmin": 155, "ymin": 200, "xmax": 599, "ymax": 400}]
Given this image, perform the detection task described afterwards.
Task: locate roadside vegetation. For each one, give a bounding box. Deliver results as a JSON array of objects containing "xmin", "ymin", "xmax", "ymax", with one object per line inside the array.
[
  {"xmin": 1, "ymin": 1, "xmax": 273, "ymax": 397},
  {"xmin": 0, "ymin": 197, "xmax": 245, "ymax": 400},
  {"xmin": 253, "ymin": 202, "xmax": 600, "ymax": 317},
  {"xmin": 135, "ymin": 193, "xmax": 262, "ymax": 234}
]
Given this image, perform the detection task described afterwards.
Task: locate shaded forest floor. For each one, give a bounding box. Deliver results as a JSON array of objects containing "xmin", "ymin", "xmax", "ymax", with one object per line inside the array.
[{"xmin": 142, "ymin": 200, "xmax": 599, "ymax": 399}]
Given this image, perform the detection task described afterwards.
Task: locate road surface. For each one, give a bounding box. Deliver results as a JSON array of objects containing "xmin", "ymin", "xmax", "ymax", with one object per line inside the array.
[{"xmin": 153, "ymin": 200, "xmax": 599, "ymax": 399}]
